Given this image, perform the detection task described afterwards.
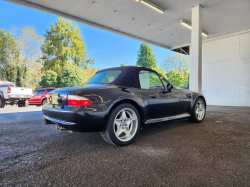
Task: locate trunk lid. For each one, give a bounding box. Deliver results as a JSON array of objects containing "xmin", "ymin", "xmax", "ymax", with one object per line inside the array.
[{"xmin": 48, "ymin": 83, "xmax": 114, "ymax": 105}]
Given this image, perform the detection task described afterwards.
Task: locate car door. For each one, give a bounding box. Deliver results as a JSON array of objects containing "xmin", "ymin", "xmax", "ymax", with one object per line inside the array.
[
  {"xmin": 37, "ymin": 90, "xmax": 46, "ymax": 104},
  {"xmin": 139, "ymin": 70, "xmax": 182, "ymax": 119},
  {"xmin": 29, "ymin": 90, "xmax": 38, "ymax": 104},
  {"xmin": 161, "ymin": 79, "xmax": 186, "ymax": 114}
]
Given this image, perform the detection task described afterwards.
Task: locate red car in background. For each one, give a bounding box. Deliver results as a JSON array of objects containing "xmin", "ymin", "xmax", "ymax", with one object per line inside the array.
[{"xmin": 28, "ymin": 88, "xmax": 55, "ymax": 106}]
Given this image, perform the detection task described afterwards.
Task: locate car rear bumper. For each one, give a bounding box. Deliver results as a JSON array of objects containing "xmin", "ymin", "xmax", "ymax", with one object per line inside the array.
[
  {"xmin": 42, "ymin": 105, "xmax": 106, "ymax": 132},
  {"xmin": 8, "ymin": 94, "xmax": 33, "ymax": 100},
  {"xmin": 43, "ymin": 115, "xmax": 76, "ymax": 125}
]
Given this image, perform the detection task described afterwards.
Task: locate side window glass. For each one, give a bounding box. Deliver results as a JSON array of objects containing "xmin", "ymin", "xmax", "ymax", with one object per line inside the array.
[
  {"xmin": 37, "ymin": 90, "xmax": 45, "ymax": 95},
  {"xmin": 139, "ymin": 71, "xmax": 164, "ymax": 90},
  {"xmin": 33, "ymin": 91, "xmax": 38, "ymax": 95}
]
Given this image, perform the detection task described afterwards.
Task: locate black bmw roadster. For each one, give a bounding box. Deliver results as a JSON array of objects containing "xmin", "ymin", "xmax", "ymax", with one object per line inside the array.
[{"xmin": 43, "ymin": 66, "xmax": 206, "ymax": 146}]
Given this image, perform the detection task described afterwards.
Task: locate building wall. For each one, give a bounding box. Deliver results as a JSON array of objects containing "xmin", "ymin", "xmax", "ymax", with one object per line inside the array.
[{"xmin": 202, "ymin": 31, "xmax": 250, "ymax": 106}]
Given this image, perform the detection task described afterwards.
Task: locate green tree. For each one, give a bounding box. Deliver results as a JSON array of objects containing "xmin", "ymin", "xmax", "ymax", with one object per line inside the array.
[
  {"xmin": 151, "ymin": 66, "xmax": 167, "ymax": 79},
  {"xmin": 162, "ymin": 53, "xmax": 189, "ymax": 72},
  {"xmin": 120, "ymin": 63, "xmax": 126, "ymax": 67},
  {"xmin": 81, "ymin": 66, "xmax": 97, "ymax": 83},
  {"xmin": 0, "ymin": 29, "xmax": 17, "ymax": 81},
  {"xmin": 11, "ymin": 27, "xmax": 43, "ymax": 88},
  {"xmin": 39, "ymin": 70, "xmax": 58, "ymax": 88},
  {"xmin": 58, "ymin": 68, "xmax": 83, "ymax": 87},
  {"xmin": 162, "ymin": 53, "xmax": 189, "ymax": 87},
  {"xmin": 41, "ymin": 18, "xmax": 95, "ymax": 75},
  {"xmin": 166, "ymin": 70, "xmax": 184, "ymax": 88},
  {"xmin": 136, "ymin": 43, "xmax": 157, "ymax": 69},
  {"xmin": 16, "ymin": 66, "xmax": 22, "ymax": 86}
]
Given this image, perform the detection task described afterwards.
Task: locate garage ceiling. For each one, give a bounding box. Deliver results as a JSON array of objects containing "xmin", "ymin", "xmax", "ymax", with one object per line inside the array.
[{"xmin": 5, "ymin": 0, "xmax": 250, "ymax": 49}]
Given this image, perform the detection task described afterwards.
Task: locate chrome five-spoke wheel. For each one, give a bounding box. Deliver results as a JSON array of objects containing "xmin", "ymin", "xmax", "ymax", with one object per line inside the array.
[
  {"xmin": 114, "ymin": 108, "xmax": 138, "ymax": 142},
  {"xmin": 101, "ymin": 103, "xmax": 140, "ymax": 146},
  {"xmin": 189, "ymin": 97, "xmax": 206, "ymax": 123},
  {"xmin": 196, "ymin": 100, "xmax": 205, "ymax": 120}
]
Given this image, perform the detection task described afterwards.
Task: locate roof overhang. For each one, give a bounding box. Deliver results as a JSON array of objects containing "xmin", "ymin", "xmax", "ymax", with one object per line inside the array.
[{"xmin": 5, "ymin": 0, "xmax": 250, "ymax": 50}]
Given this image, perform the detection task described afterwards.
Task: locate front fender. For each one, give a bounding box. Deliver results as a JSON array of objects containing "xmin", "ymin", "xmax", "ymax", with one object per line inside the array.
[{"xmin": 191, "ymin": 94, "xmax": 207, "ymax": 109}]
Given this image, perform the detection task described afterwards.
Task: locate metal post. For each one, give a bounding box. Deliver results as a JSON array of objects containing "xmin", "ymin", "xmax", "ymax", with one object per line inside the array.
[{"xmin": 190, "ymin": 5, "xmax": 203, "ymax": 93}]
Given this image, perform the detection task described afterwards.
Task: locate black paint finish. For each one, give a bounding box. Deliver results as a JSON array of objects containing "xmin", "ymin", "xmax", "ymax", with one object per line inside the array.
[{"xmin": 42, "ymin": 66, "xmax": 206, "ymax": 132}]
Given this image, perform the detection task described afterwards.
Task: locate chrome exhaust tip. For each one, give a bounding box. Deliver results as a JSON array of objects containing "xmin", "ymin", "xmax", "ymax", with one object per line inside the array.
[{"xmin": 56, "ymin": 124, "xmax": 68, "ymax": 131}]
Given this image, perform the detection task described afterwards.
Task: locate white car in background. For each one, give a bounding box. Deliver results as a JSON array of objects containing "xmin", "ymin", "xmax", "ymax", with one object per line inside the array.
[{"xmin": 0, "ymin": 81, "xmax": 33, "ymax": 108}]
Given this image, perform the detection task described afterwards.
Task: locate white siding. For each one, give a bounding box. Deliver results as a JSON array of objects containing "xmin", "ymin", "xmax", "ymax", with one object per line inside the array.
[{"xmin": 202, "ymin": 32, "xmax": 250, "ymax": 106}]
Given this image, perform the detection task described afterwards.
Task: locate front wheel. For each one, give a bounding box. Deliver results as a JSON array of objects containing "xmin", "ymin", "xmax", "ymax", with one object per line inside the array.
[
  {"xmin": 101, "ymin": 103, "xmax": 140, "ymax": 146},
  {"xmin": 188, "ymin": 97, "xmax": 206, "ymax": 123}
]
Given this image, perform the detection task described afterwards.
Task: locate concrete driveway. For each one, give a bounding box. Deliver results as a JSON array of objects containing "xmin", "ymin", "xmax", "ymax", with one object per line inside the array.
[{"xmin": 0, "ymin": 105, "xmax": 250, "ymax": 186}]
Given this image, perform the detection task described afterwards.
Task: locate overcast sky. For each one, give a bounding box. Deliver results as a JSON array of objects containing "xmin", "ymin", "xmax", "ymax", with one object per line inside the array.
[{"xmin": 0, "ymin": 0, "xmax": 177, "ymax": 70}]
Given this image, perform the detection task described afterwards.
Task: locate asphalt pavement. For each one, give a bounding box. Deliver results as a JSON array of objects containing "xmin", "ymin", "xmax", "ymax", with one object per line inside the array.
[{"xmin": 0, "ymin": 105, "xmax": 250, "ymax": 186}]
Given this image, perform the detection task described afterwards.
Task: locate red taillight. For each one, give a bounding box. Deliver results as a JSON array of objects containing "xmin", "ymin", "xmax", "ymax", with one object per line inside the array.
[
  {"xmin": 67, "ymin": 95, "xmax": 91, "ymax": 106},
  {"xmin": 68, "ymin": 100, "xmax": 91, "ymax": 106},
  {"xmin": 7, "ymin": 87, "xmax": 11, "ymax": 93},
  {"xmin": 32, "ymin": 89, "xmax": 34, "ymax": 94}
]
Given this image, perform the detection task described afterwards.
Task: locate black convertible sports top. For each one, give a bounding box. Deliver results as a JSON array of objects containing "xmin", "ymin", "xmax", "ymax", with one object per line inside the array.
[{"xmin": 97, "ymin": 66, "xmax": 160, "ymax": 89}]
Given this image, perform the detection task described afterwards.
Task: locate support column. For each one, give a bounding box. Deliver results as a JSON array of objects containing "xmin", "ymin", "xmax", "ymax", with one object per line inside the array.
[{"xmin": 190, "ymin": 5, "xmax": 203, "ymax": 93}]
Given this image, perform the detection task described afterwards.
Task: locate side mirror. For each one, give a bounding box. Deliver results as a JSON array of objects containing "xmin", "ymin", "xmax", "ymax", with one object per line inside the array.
[{"xmin": 167, "ymin": 83, "xmax": 173, "ymax": 90}]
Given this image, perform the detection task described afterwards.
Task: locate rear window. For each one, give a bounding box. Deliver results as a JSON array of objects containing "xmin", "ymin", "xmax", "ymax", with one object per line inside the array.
[
  {"xmin": 87, "ymin": 70, "xmax": 122, "ymax": 84},
  {"xmin": 38, "ymin": 90, "xmax": 45, "ymax": 95},
  {"xmin": 34, "ymin": 90, "xmax": 45, "ymax": 95}
]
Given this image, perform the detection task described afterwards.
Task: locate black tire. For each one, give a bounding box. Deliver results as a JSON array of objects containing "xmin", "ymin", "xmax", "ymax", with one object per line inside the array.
[
  {"xmin": 101, "ymin": 103, "xmax": 140, "ymax": 146},
  {"xmin": 188, "ymin": 97, "xmax": 206, "ymax": 123},
  {"xmin": 17, "ymin": 100, "xmax": 24, "ymax": 107},
  {"xmin": 0, "ymin": 97, "xmax": 5, "ymax": 108},
  {"xmin": 42, "ymin": 99, "xmax": 47, "ymax": 106},
  {"xmin": 24, "ymin": 100, "xmax": 29, "ymax": 107}
]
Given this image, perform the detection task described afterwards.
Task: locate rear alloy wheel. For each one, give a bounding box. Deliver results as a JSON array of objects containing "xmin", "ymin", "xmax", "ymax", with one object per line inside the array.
[
  {"xmin": 101, "ymin": 103, "xmax": 140, "ymax": 146},
  {"xmin": 189, "ymin": 97, "xmax": 206, "ymax": 123},
  {"xmin": 0, "ymin": 97, "xmax": 5, "ymax": 108},
  {"xmin": 42, "ymin": 99, "xmax": 47, "ymax": 106}
]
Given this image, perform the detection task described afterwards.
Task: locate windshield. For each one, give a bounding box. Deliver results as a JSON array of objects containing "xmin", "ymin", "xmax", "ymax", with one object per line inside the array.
[{"xmin": 87, "ymin": 70, "xmax": 122, "ymax": 84}]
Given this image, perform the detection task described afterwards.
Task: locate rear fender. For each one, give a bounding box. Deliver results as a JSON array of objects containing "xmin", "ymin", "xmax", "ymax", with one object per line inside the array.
[{"xmin": 102, "ymin": 97, "xmax": 147, "ymax": 127}]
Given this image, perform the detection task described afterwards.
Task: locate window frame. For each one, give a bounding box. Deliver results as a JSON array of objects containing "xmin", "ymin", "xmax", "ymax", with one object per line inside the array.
[
  {"xmin": 138, "ymin": 70, "xmax": 165, "ymax": 90},
  {"xmin": 160, "ymin": 77, "xmax": 172, "ymax": 90}
]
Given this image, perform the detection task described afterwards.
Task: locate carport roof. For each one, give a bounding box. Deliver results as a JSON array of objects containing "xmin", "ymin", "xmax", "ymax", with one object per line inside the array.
[{"xmin": 5, "ymin": 0, "xmax": 250, "ymax": 50}]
